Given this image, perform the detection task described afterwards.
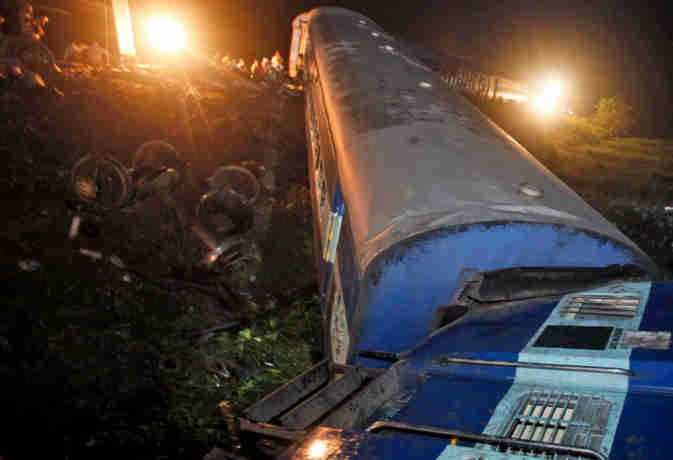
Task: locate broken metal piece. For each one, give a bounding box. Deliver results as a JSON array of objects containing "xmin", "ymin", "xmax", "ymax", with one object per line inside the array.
[
  {"xmin": 203, "ymin": 235, "xmax": 246, "ymax": 266},
  {"xmin": 79, "ymin": 248, "xmax": 103, "ymax": 260},
  {"xmin": 17, "ymin": 259, "xmax": 40, "ymax": 271},
  {"xmin": 108, "ymin": 255, "xmax": 126, "ymax": 269},
  {"xmin": 68, "ymin": 215, "xmax": 81, "ymax": 239}
]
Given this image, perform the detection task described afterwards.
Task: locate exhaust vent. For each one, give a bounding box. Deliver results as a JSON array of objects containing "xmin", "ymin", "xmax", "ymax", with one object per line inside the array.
[
  {"xmin": 503, "ymin": 391, "xmax": 612, "ymax": 457},
  {"xmin": 560, "ymin": 294, "xmax": 639, "ymax": 320}
]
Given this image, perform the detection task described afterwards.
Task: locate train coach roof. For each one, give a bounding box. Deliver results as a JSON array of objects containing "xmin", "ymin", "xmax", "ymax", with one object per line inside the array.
[{"xmin": 305, "ymin": 7, "xmax": 653, "ymax": 274}]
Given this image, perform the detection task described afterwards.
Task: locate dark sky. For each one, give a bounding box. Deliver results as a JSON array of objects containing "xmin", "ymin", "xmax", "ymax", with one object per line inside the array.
[{"xmin": 40, "ymin": 0, "xmax": 673, "ymax": 136}]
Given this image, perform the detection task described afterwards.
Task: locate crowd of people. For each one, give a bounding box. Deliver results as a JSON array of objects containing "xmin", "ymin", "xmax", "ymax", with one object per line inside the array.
[
  {"xmin": 63, "ymin": 41, "xmax": 110, "ymax": 67},
  {"xmin": 219, "ymin": 50, "xmax": 287, "ymax": 84},
  {"xmin": 0, "ymin": 1, "xmax": 48, "ymax": 41}
]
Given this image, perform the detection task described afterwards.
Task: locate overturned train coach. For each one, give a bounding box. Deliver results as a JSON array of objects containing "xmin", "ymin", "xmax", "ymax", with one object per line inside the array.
[{"xmin": 241, "ymin": 7, "xmax": 672, "ymax": 460}]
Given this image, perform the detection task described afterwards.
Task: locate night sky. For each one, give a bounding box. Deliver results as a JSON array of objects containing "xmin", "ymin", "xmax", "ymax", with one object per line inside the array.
[{"xmin": 39, "ymin": 0, "xmax": 673, "ymax": 136}]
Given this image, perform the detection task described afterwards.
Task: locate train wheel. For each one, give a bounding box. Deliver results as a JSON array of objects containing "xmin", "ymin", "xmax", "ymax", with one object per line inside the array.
[
  {"xmin": 197, "ymin": 166, "xmax": 261, "ymax": 235},
  {"xmin": 204, "ymin": 165, "xmax": 261, "ymax": 207},
  {"xmin": 132, "ymin": 140, "xmax": 185, "ymax": 189},
  {"xmin": 69, "ymin": 154, "xmax": 132, "ymax": 209}
]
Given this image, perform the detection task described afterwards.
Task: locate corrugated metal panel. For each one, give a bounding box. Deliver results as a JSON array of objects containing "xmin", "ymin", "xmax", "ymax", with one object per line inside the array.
[
  {"xmin": 561, "ymin": 295, "xmax": 640, "ymax": 320},
  {"xmin": 502, "ymin": 391, "xmax": 612, "ymax": 460}
]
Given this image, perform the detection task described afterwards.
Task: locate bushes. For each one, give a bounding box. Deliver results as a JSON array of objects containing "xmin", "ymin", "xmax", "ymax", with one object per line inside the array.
[
  {"xmin": 560, "ymin": 115, "xmax": 606, "ymax": 145},
  {"xmin": 593, "ymin": 98, "xmax": 634, "ymax": 137},
  {"xmin": 559, "ymin": 97, "xmax": 633, "ymax": 145}
]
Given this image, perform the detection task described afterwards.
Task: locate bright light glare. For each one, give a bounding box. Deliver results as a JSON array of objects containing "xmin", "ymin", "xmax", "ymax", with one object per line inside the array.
[
  {"xmin": 499, "ymin": 92, "xmax": 528, "ymax": 103},
  {"xmin": 532, "ymin": 78, "xmax": 563, "ymax": 114},
  {"xmin": 146, "ymin": 16, "xmax": 187, "ymax": 53},
  {"xmin": 308, "ymin": 440, "xmax": 328, "ymax": 459},
  {"xmin": 111, "ymin": 0, "xmax": 136, "ymax": 57}
]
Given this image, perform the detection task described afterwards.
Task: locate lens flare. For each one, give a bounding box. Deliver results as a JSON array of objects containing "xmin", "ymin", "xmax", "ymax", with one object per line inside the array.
[
  {"xmin": 146, "ymin": 16, "xmax": 187, "ymax": 53},
  {"xmin": 532, "ymin": 78, "xmax": 563, "ymax": 114},
  {"xmin": 308, "ymin": 440, "xmax": 328, "ymax": 459}
]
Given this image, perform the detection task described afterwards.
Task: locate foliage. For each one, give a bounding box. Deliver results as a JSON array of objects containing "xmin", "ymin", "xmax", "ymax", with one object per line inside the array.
[
  {"xmin": 559, "ymin": 114, "xmax": 606, "ymax": 145},
  {"xmin": 0, "ymin": 265, "xmax": 321, "ymax": 460},
  {"xmin": 558, "ymin": 98, "xmax": 634, "ymax": 145},
  {"xmin": 593, "ymin": 97, "xmax": 634, "ymax": 138}
]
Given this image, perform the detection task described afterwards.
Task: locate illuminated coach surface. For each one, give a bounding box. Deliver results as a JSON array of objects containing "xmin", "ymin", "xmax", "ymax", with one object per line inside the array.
[{"xmin": 290, "ymin": 7, "xmax": 656, "ymax": 366}]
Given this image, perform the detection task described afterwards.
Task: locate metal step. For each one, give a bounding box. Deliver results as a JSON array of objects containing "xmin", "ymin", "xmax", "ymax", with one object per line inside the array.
[
  {"xmin": 279, "ymin": 368, "xmax": 365, "ymax": 430},
  {"xmin": 245, "ymin": 359, "xmax": 329, "ymax": 422}
]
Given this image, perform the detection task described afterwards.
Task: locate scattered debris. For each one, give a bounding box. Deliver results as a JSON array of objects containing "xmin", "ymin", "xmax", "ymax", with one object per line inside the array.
[
  {"xmin": 279, "ymin": 82, "xmax": 303, "ymax": 98},
  {"xmin": 79, "ymin": 248, "xmax": 103, "ymax": 260},
  {"xmin": 68, "ymin": 215, "xmax": 81, "ymax": 239},
  {"xmin": 64, "ymin": 41, "xmax": 88, "ymax": 62},
  {"xmin": 206, "ymin": 357, "xmax": 231, "ymax": 379},
  {"xmin": 182, "ymin": 320, "xmax": 240, "ymax": 339},
  {"xmin": 218, "ymin": 401, "xmax": 238, "ymax": 436},
  {"xmin": 203, "ymin": 447, "xmax": 248, "ymax": 460},
  {"xmin": 108, "ymin": 255, "xmax": 125, "ymax": 269},
  {"xmin": 17, "ymin": 259, "xmax": 40, "ymax": 271}
]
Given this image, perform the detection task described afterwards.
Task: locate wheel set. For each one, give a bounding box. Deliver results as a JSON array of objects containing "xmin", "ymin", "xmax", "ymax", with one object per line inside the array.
[{"xmin": 69, "ymin": 140, "xmax": 185, "ymax": 210}]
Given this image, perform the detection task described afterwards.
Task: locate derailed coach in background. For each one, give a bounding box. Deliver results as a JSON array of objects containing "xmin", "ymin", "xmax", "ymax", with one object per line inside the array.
[{"xmin": 240, "ymin": 7, "xmax": 672, "ymax": 460}]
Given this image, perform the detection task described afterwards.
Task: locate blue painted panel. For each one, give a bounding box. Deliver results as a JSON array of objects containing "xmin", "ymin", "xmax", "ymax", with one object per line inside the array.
[
  {"xmin": 354, "ymin": 223, "xmax": 645, "ymax": 366},
  {"xmin": 630, "ymin": 282, "xmax": 673, "ymax": 394},
  {"xmin": 411, "ymin": 300, "xmax": 558, "ymax": 358},
  {"xmin": 280, "ymin": 429, "xmax": 450, "ymax": 460},
  {"xmin": 612, "ymin": 391, "xmax": 673, "ymax": 460},
  {"xmin": 389, "ymin": 375, "xmax": 512, "ymax": 433}
]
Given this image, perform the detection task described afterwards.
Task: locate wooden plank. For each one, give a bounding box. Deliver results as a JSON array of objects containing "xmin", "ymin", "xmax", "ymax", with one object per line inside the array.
[
  {"xmin": 331, "ymin": 363, "xmax": 386, "ymax": 379},
  {"xmin": 280, "ymin": 369, "xmax": 364, "ymax": 430},
  {"xmin": 239, "ymin": 418, "xmax": 306, "ymax": 442},
  {"xmin": 322, "ymin": 364, "xmax": 402, "ymax": 430},
  {"xmin": 245, "ymin": 359, "xmax": 329, "ymax": 422}
]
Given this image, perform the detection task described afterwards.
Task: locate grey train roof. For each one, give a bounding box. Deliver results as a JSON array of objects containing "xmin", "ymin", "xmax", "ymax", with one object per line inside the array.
[{"xmin": 306, "ymin": 7, "xmax": 653, "ymax": 274}]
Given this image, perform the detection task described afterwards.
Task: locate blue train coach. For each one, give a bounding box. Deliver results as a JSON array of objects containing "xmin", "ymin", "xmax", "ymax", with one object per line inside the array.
[{"xmin": 241, "ymin": 7, "xmax": 672, "ymax": 460}]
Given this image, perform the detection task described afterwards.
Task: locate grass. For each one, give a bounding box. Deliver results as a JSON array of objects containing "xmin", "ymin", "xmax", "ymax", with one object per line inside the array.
[
  {"xmin": 0, "ymin": 263, "xmax": 321, "ymax": 460},
  {"xmin": 553, "ymin": 135, "xmax": 673, "ymax": 211}
]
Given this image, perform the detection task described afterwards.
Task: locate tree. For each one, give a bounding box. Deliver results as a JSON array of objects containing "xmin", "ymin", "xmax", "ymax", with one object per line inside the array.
[{"xmin": 593, "ymin": 97, "xmax": 633, "ymax": 138}]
